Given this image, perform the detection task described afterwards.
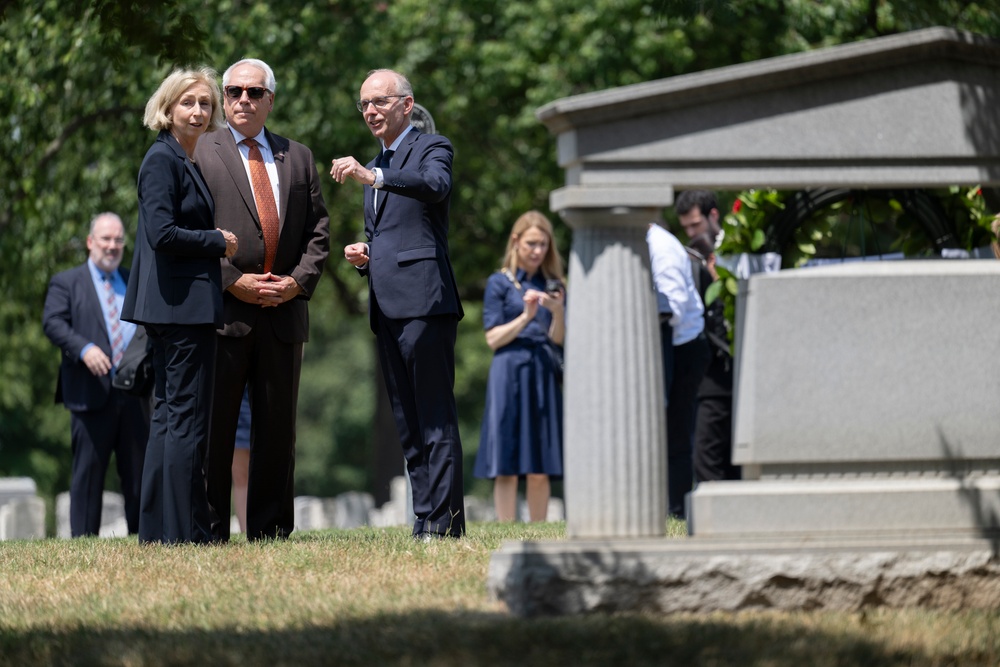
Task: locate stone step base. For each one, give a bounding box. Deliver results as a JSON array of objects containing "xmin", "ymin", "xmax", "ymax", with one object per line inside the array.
[
  {"xmin": 487, "ymin": 534, "xmax": 1000, "ymax": 616},
  {"xmin": 689, "ymin": 476, "xmax": 1000, "ymax": 538}
]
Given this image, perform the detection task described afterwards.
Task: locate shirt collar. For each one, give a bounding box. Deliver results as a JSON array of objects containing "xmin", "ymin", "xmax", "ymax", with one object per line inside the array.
[
  {"xmin": 87, "ymin": 259, "xmax": 114, "ymax": 282},
  {"xmin": 229, "ymin": 125, "xmax": 269, "ymax": 150},
  {"xmin": 516, "ymin": 267, "xmax": 539, "ymax": 285},
  {"xmin": 382, "ymin": 124, "xmax": 414, "ymax": 153}
]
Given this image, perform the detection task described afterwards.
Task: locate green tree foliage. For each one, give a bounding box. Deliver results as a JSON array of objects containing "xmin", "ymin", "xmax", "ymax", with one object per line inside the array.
[
  {"xmin": 0, "ymin": 0, "xmax": 209, "ymax": 497},
  {"xmin": 3, "ymin": 0, "xmax": 998, "ymax": 507}
]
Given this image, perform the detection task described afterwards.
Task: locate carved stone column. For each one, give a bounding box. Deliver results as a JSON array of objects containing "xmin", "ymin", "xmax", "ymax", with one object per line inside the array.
[{"xmin": 559, "ymin": 207, "xmax": 666, "ymax": 538}]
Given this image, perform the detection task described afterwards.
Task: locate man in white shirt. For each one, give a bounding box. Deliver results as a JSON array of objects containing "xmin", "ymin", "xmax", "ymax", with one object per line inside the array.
[{"xmin": 647, "ymin": 222, "xmax": 710, "ymax": 519}]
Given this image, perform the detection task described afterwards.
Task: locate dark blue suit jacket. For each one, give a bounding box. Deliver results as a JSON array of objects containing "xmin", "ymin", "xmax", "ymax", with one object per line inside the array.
[
  {"xmin": 123, "ymin": 130, "xmax": 227, "ymax": 327},
  {"xmin": 43, "ymin": 263, "xmax": 129, "ymax": 412},
  {"xmin": 362, "ymin": 129, "xmax": 463, "ymax": 329}
]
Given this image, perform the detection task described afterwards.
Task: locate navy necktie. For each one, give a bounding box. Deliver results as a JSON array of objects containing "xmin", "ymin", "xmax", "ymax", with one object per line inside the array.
[
  {"xmin": 374, "ymin": 150, "xmax": 394, "ymax": 207},
  {"xmin": 377, "ymin": 149, "xmax": 394, "ymax": 169}
]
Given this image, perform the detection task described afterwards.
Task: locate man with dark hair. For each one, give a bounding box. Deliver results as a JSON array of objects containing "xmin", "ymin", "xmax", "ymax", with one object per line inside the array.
[
  {"xmin": 647, "ymin": 220, "xmax": 710, "ymax": 519},
  {"xmin": 675, "ymin": 190, "xmax": 722, "ymax": 244}
]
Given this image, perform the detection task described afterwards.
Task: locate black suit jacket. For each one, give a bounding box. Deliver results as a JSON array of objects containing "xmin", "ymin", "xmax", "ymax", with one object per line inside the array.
[
  {"xmin": 362, "ymin": 128, "xmax": 463, "ymax": 329},
  {"xmin": 123, "ymin": 130, "xmax": 227, "ymax": 327},
  {"xmin": 42, "ymin": 263, "xmax": 130, "ymax": 412}
]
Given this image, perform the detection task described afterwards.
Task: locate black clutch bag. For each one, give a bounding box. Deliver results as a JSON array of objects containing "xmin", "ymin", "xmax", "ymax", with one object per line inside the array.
[{"xmin": 111, "ymin": 325, "xmax": 153, "ymax": 396}]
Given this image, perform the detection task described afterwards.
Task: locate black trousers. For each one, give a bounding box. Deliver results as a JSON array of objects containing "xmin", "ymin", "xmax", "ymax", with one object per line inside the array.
[
  {"xmin": 661, "ymin": 325, "xmax": 711, "ymax": 518},
  {"xmin": 69, "ymin": 389, "xmax": 148, "ymax": 536},
  {"xmin": 375, "ymin": 311, "xmax": 466, "ymax": 538},
  {"xmin": 206, "ymin": 318, "xmax": 302, "ymax": 542},
  {"xmin": 139, "ymin": 323, "xmax": 215, "ymax": 544},
  {"xmin": 693, "ymin": 394, "xmax": 741, "ymax": 482}
]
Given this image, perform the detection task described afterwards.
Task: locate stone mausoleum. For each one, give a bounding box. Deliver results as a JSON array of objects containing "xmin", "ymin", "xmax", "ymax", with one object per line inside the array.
[{"xmin": 488, "ymin": 27, "xmax": 1000, "ymax": 615}]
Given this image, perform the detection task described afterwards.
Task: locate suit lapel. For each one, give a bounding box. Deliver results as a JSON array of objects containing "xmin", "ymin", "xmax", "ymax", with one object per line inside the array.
[
  {"xmin": 392, "ymin": 129, "xmax": 419, "ymax": 170},
  {"xmin": 372, "ymin": 129, "xmax": 421, "ymax": 229},
  {"xmin": 185, "ymin": 159, "xmax": 214, "ymax": 219},
  {"xmin": 216, "ymin": 131, "xmax": 261, "ymax": 228},
  {"xmin": 79, "ymin": 264, "xmax": 109, "ymax": 347},
  {"xmin": 161, "ymin": 131, "xmax": 215, "ymax": 220}
]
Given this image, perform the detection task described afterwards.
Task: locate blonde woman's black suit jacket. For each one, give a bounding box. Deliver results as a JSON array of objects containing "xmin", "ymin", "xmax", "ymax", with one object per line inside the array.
[{"xmin": 123, "ymin": 129, "xmax": 227, "ymax": 544}]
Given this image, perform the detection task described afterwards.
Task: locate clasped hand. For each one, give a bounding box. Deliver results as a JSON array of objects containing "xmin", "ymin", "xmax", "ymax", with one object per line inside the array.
[{"xmin": 229, "ymin": 272, "xmax": 301, "ymax": 307}]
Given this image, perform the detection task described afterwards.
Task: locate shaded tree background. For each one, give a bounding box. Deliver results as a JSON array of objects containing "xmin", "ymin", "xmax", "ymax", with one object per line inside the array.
[{"xmin": 2, "ymin": 0, "xmax": 998, "ymax": 520}]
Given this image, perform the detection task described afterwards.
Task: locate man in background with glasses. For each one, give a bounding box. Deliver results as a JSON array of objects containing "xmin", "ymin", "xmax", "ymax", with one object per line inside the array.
[
  {"xmin": 42, "ymin": 212, "xmax": 149, "ymax": 537},
  {"xmin": 195, "ymin": 58, "xmax": 330, "ymax": 542},
  {"xmin": 331, "ymin": 69, "xmax": 466, "ymax": 540}
]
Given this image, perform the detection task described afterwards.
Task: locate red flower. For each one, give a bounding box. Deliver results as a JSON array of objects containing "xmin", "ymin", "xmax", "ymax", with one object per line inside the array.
[
  {"xmin": 976, "ymin": 187, "xmax": 983, "ymax": 197},
  {"xmin": 732, "ymin": 199, "xmax": 742, "ymax": 213}
]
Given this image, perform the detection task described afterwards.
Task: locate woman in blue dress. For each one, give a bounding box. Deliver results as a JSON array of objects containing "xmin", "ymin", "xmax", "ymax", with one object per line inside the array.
[{"xmin": 474, "ymin": 210, "xmax": 566, "ymax": 522}]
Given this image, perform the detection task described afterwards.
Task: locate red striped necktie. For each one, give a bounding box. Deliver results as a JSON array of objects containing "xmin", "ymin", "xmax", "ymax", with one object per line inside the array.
[{"xmin": 102, "ymin": 274, "xmax": 124, "ymax": 368}]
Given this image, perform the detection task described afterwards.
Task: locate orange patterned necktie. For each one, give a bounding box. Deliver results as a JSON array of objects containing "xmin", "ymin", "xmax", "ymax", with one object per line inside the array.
[{"xmin": 243, "ymin": 138, "xmax": 279, "ymax": 272}]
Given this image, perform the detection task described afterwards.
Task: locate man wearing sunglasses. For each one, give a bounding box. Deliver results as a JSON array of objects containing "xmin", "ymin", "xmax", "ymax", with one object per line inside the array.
[
  {"xmin": 194, "ymin": 58, "xmax": 330, "ymax": 542},
  {"xmin": 331, "ymin": 69, "xmax": 465, "ymax": 540}
]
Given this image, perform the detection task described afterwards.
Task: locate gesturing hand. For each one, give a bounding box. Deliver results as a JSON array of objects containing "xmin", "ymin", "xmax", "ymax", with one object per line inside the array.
[
  {"xmin": 344, "ymin": 242, "xmax": 370, "ymax": 267},
  {"xmin": 330, "ymin": 156, "xmax": 375, "ymax": 186}
]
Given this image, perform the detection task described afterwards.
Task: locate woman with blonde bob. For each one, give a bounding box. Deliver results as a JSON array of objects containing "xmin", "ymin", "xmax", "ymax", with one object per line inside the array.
[
  {"xmin": 474, "ymin": 210, "xmax": 566, "ymax": 522},
  {"xmin": 123, "ymin": 67, "xmax": 238, "ymax": 544}
]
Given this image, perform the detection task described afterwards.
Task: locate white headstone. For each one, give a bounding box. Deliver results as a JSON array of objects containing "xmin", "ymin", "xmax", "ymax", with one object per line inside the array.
[{"xmin": 0, "ymin": 496, "xmax": 45, "ymax": 540}]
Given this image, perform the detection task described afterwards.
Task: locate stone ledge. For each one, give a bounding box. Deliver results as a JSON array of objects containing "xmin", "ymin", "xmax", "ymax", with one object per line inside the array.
[
  {"xmin": 487, "ymin": 535, "xmax": 1000, "ymax": 617},
  {"xmin": 689, "ymin": 477, "xmax": 1000, "ymax": 537}
]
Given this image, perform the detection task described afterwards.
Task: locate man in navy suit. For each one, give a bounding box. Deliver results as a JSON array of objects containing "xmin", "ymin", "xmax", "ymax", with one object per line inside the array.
[
  {"xmin": 331, "ymin": 69, "xmax": 465, "ymax": 539},
  {"xmin": 42, "ymin": 212, "xmax": 149, "ymax": 536}
]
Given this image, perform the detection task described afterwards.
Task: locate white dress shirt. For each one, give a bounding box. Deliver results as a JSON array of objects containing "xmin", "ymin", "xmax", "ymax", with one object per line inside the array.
[
  {"xmin": 646, "ymin": 222, "xmax": 704, "ymax": 345},
  {"xmin": 229, "ymin": 126, "xmax": 281, "ymax": 216}
]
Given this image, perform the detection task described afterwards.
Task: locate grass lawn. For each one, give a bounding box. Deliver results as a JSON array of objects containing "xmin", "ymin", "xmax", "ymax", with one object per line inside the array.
[{"xmin": 2, "ymin": 520, "xmax": 999, "ymax": 666}]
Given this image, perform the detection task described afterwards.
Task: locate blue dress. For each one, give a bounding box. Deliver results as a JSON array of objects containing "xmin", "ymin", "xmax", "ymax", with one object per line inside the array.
[
  {"xmin": 235, "ymin": 385, "xmax": 251, "ymax": 450},
  {"xmin": 474, "ymin": 269, "xmax": 563, "ymax": 479}
]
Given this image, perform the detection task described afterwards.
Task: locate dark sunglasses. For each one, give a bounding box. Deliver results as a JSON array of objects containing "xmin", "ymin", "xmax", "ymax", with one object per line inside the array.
[{"xmin": 225, "ymin": 85, "xmax": 270, "ymax": 100}]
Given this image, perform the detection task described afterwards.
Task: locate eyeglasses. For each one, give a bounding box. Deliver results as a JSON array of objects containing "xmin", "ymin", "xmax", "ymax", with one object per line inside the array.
[
  {"xmin": 356, "ymin": 95, "xmax": 406, "ymax": 113},
  {"xmin": 225, "ymin": 85, "xmax": 271, "ymax": 100}
]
